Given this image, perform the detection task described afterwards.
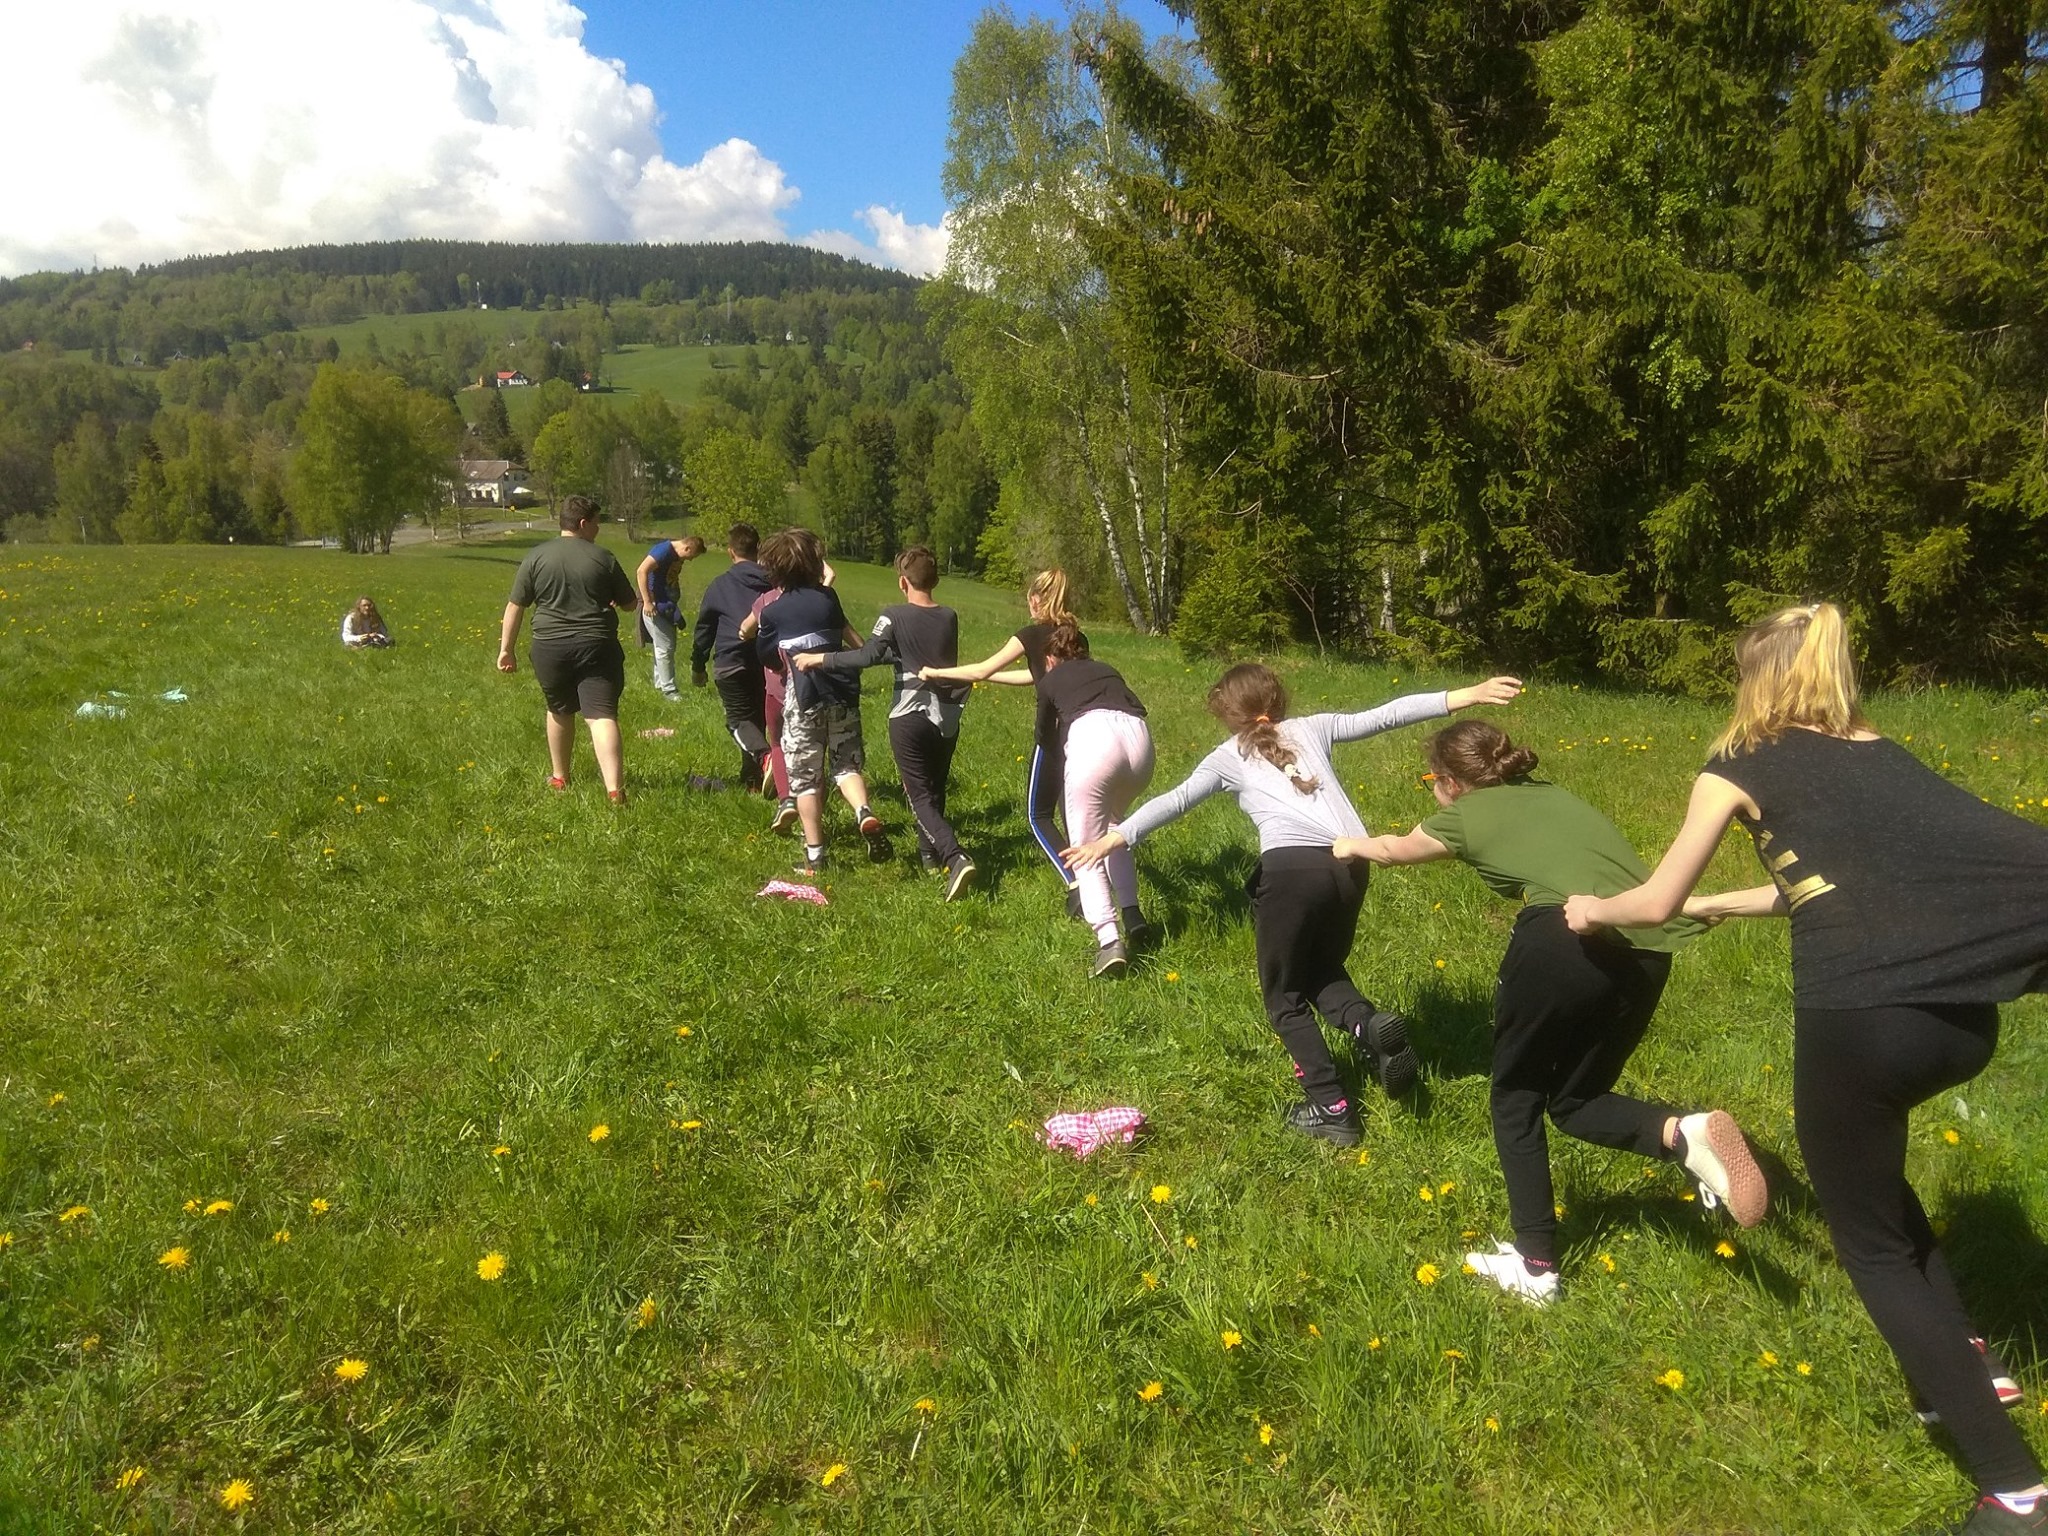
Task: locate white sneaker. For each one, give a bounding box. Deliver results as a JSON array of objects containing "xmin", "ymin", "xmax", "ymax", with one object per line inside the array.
[
  {"xmin": 1464, "ymin": 1241, "xmax": 1559, "ymax": 1306},
  {"xmin": 1677, "ymin": 1110, "xmax": 1768, "ymax": 1228}
]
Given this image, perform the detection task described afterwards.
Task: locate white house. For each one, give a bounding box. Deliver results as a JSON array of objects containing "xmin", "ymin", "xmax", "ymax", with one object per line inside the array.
[{"xmin": 456, "ymin": 460, "xmax": 532, "ymax": 506}]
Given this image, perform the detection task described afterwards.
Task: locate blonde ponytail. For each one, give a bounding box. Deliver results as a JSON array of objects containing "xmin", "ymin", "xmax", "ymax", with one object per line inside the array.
[
  {"xmin": 1711, "ymin": 601, "xmax": 1872, "ymax": 757},
  {"xmin": 1028, "ymin": 569, "xmax": 1076, "ymax": 628}
]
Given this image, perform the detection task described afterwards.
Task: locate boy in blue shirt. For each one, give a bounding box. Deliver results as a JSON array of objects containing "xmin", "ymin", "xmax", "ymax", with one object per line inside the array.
[{"xmin": 635, "ymin": 534, "xmax": 703, "ymax": 698}]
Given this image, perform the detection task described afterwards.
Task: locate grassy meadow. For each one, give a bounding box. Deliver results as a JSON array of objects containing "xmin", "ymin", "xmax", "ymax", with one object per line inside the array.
[{"xmin": 1, "ymin": 538, "xmax": 2045, "ymax": 1533}]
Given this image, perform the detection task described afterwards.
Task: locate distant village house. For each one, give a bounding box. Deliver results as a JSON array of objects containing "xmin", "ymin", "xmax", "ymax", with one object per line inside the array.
[
  {"xmin": 456, "ymin": 460, "xmax": 533, "ymax": 507},
  {"xmin": 482, "ymin": 369, "xmax": 532, "ymax": 388}
]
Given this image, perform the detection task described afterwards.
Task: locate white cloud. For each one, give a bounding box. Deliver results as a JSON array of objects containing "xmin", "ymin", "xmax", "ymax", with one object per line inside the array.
[
  {"xmin": 800, "ymin": 208, "xmax": 953, "ymax": 279},
  {"xmin": 0, "ymin": 1, "xmax": 922, "ymax": 276}
]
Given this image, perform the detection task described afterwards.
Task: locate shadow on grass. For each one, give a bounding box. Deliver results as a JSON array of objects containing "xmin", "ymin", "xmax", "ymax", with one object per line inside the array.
[
  {"xmin": 1406, "ymin": 982, "xmax": 1494, "ymax": 1082},
  {"xmin": 1943, "ymin": 1186, "xmax": 2048, "ymax": 1366},
  {"xmin": 1568, "ymin": 1188, "xmax": 1811, "ymax": 1303}
]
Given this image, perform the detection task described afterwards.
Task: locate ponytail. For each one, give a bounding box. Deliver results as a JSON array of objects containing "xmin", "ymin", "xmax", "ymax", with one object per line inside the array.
[
  {"xmin": 1028, "ymin": 568, "xmax": 1076, "ymax": 628},
  {"xmin": 1427, "ymin": 720, "xmax": 1538, "ymax": 789},
  {"xmin": 1207, "ymin": 664, "xmax": 1320, "ymax": 795},
  {"xmin": 1712, "ymin": 601, "xmax": 1870, "ymax": 757}
]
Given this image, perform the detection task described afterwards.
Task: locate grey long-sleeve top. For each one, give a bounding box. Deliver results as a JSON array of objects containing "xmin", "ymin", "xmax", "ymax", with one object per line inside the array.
[{"xmin": 1115, "ymin": 692, "xmax": 1451, "ymax": 852}]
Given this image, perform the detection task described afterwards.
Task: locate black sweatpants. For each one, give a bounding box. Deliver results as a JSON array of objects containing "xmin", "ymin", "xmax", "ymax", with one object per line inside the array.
[
  {"xmin": 1491, "ymin": 906, "xmax": 1676, "ymax": 1266},
  {"xmin": 1246, "ymin": 847, "xmax": 1380, "ymax": 1110},
  {"xmin": 1795, "ymin": 1002, "xmax": 2040, "ymax": 1492},
  {"xmin": 1026, "ymin": 742, "xmax": 1072, "ymax": 886},
  {"xmin": 890, "ymin": 713, "xmax": 962, "ymax": 865},
  {"xmin": 712, "ymin": 668, "xmax": 770, "ymax": 791}
]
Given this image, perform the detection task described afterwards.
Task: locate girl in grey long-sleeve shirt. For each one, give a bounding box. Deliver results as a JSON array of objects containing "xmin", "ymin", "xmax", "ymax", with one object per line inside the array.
[{"xmin": 1067, "ymin": 664, "xmax": 1522, "ymax": 1147}]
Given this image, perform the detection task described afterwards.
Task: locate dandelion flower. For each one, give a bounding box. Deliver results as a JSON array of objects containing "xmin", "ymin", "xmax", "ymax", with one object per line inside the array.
[
  {"xmin": 0, "ymin": 1233, "xmax": 11, "ymax": 1248},
  {"xmin": 46, "ymin": 1092, "xmax": 65, "ymax": 1107},
  {"xmin": 1715, "ymin": 1241, "xmax": 1737, "ymax": 1259},
  {"xmin": 1368, "ymin": 1337, "xmax": 1383, "ymax": 1350},
  {"xmin": 1307, "ymin": 1324, "xmax": 1322, "ymax": 1339},
  {"xmin": 1221, "ymin": 1330, "xmax": 1242, "ymax": 1350},
  {"xmin": 1183, "ymin": 1234, "xmax": 1198, "ymax": 1250},
  {"xmin": 1150, "ymin": 1184, "xmax": 1172, "ymax": 1204},
  {"xmin": 1443, "ymin": 1348, "xmax": 1465, "ymax": 1361},
  {"xmin": 476, "ymin": 1251, "xmax": 507, "ymax": 1282},
  {"xmin": 203, "ymin": 1200, "xmax": 232, "ymax": 1218},
  {"xmin": 1141, "ymin": 1272, "xmax": 1159, "ymax": 1290},
  {"xmin": 59, "ymin": 1205, "xmax": 90, "ymax": 1223},
  {"xmin": 819, "ymin": 1462, "xmax": 847, "ymax": 1487},
  {"xmin": 117, "ymin": 1466, "xmax": 145, "ymax": 1490},
  {"xmin": 272, "ymin": 1230, "xmax": 290, "ymax": 1244},
  {"xmin": 1598, "ymin": 1253, "xmax": 1616, "ymax": 1273},
  {"xmin": 1137, "ymin": 1381, "xmax": 1164, "ymax": 1402},
  {"xmin": 1418, "ymin": 1185, "xmax": 1433, "ymax": 1202},
  {"xmin": 1258, "ymin": 1422, "xmax": 1275, "ymax": 1445},
  {"xmin": 157, "ymin": 1246, "xmax": 190, "ymax": 1271},
  {"xmin": 1438, "ymin": 1182, "xmax": 1455, "ymax": 1197},
  {"xmin": 678, "ymin": 1120, "xmax": 702, "ymax": 1131},
  {"xmin": 1165, "ymin": 971, "xmax": 1180, "ymax": 982},
  {"xmin": 1485, "ymin": 1415, "xmax": 1500, "ymax": 1432},
  {"xmin": 636, "ymin": 1297, "xmax": 657, "ymax": 1329},
  {"xmin": 218, "ymin": 1479, "xmax": 254, "ymax": 1511},
  {"xmin": 676, "ymin": 1025, "xmax": 692, "ymax": 1037},
  {"xmin": 1655, "ymin": 1368, "xmax": 1685, "ymax": 1391},
  {"xmin": 914, "ymin": 1397, "xmax": 937, "ymax": 1416},
  {"xmin": 309, "ymin": 1198, "xmax": 330, "ymax": 1215},
  {"xmin": 182, "ymin": 1199, "xmax": 201, "ymax": 1214},
  {"xmin": 81, "ymin": 1334, "xmax": 101, "ymax": 1352},
  {"xmin": 1943, "ymin": 1128, "xmax": 1961, "ymax": 1145},
  {"xmin": 588, "ymin": 1124, "xmax": 611, "ymax": 1144},
  {"xmin": 1416, "ymin": 1263, "xmax": 1443, "ymax": 1286},
  {"xmin": 1759, "ymin": 1350, "xmax": 1779, "ymax": 1368},
  {"xmin": 1355, "ymin": 1148, "xmax": 1371, "ymax": 1166},
  {"xmin": 491, "ymin": 1145, "xmax": 510, "ymax": 1158},
  {"xmin": 334, "ymin": 1358, "xmax": 369, "ymax": 1383},
  {"xmin": 1796, "ymin": 1361, "xmax": 1812, "ymax": 1376}
]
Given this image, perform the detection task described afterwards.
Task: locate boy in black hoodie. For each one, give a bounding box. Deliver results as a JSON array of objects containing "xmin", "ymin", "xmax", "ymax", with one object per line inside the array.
[{"xmin": 689, "ymin": 523, "xmax": 775, "ymax": 791}]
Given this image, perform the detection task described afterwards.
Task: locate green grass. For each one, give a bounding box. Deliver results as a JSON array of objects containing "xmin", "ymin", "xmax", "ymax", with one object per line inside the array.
[{"xmin": 1, "ymin": 541, "xmax": 2044, "ymax": 1532}]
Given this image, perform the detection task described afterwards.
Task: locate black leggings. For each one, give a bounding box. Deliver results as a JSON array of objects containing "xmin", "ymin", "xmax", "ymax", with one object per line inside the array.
[
  {"xmin": 712, "ymin": 669, "xmax": 770, "ymax": 790},
  {"xmin": 890, "ymin": 713, "xmax": 962, "ymax": 865},
  {"xmin": 1491, "ymin": 906, "xmax": 1676, "ymax": 1265},
  {"xmin": 1245, "ymin": 847, "xmax": 1379, "ymax": 1109},
  {"xmin": 1795, "ymin": 1003, "xmax": 2040, "ymax": 1491},
  {"xmin": 1026, "ymin": 742, "xmax": 1071, "ymax": 886}
]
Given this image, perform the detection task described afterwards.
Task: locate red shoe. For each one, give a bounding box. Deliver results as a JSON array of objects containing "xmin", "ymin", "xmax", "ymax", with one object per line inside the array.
[
  {"xmin": 608, "ymin": 789, "xmax": 628, "ymax": 807},
  {"xmin": 547, "ymin": 775, "xmax": 569, "ymax": 792}
]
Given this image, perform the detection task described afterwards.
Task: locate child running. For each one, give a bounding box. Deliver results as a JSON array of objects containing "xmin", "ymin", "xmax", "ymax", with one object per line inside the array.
[
  {"xmin": 752, "ymin": 528, "xmax": 887, "ymax": 873},
  {"xmin": 1031, "ymin": 624, "xmax": 1155, "ymax": 977},
  {"xmin": 689, "ymin": 523, "xmax": 775, "ymax": 792},
  {"xmin": 921, "ymin": 569, "xmax": 1082, "ymax": 916},
  {"xmin": 1334, "ymin": 718, "xmax": 1768, "ymax": 1302},
  {"xmin": 1066, "ymin": 664, "xmax": 1518, "ymax": 1145},
  {"xmin": 794, "ymin": 546, "xmax": 977, "ymax": 899},
  {"xmin": 1563, "ymin": 603, "xmax": 2047, "ymax": 1533}
]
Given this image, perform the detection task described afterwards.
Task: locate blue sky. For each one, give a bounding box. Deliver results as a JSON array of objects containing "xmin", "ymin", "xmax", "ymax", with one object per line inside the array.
[{"xmin": 580, "ymin": 0, "xmax": 1188, "ymax": 234}]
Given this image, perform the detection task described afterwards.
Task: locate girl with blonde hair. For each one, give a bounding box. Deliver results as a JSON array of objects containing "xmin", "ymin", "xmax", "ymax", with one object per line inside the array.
[
  {"xmin": 923, "ymin": 569, "xmax": 1085, "ymax": 915},
  {"xmin": 1067, "ymin": 662, "xmax": 1520, "ymax": 1145},
  {"xmin": 1565, "ymin": 603, "xmax": 2047, "ymax": 1532}
]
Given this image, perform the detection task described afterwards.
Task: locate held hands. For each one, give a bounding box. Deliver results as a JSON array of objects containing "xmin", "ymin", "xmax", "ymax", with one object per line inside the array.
[
  {"xmin": 793, "ymin": 652, "xmax": 824, "ymax": 672},
  {"xmin": 1446, "ymin": 676, "xmax": 1523, "ymax": 711},
  {"xmin": 1562, "ymin": 893, "xmax": 1606, "ymax": 934},
  {"xmin": 1062, "ymin": 832, "xmax": 1125, "ymax": 870}
]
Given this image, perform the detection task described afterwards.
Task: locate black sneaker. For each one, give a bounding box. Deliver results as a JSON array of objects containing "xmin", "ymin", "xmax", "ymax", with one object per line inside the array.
[
  {"xmin": 1122, "ymin": 909, "xmax": 1160, "ymax": 952},
  {"xmin": 857, "ymin": 808, "xmax": 890, "ymax": 864},
  {"xmin": 944, "ymin": 853, "xmax": 977, "ymax": 902},
  {"xmin": 795, "ymin": 846, "xmax": 827, "ymax": 877},
  {"xmin": 770, "ymin": 797, "xmax": 799, "ymax": 834},
  {"xmin": 1284, "ymin": 1099, "xmax": 1362, "ymax": 1148},
  {"xmin": 1089, "ymin": 940, "xmax": 1128, "ymax": 979},
  {"xmin": 1358, "ymin": 1010, "xmax": 1420, "ymax": 1097},
  {"xmin": 919, "ymin": 847, "xmax": 942, "ymax": 873},
  {"xmin": 1953, "ymin": 1496, "xmax": 2048, "ymax": 1533}
]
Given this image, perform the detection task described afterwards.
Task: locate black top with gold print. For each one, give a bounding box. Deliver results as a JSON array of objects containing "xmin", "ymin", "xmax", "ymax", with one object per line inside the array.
[{"xmin": 1708, "ymin": 730, "xmax": 2048, "ymax": 1008}]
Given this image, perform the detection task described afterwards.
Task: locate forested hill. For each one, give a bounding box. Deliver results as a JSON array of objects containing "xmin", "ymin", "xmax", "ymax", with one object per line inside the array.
[
  {"xmin": 0, "ymin": 241, "xmax": 913, "ymax": 355},
  {"xmin": 141, "ymin": 240, "xmax": 915, "ymax": 306}
]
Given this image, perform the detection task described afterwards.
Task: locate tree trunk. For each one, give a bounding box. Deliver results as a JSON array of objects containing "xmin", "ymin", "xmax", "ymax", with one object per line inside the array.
[{"xmin": 1072, "ymin": 403, "xmax": 1152, "ymax": 633}]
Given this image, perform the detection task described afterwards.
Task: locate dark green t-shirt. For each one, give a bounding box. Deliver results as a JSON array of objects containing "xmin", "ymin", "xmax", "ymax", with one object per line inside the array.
[
  {"xmin": 1419, "ymin": 780, "xmax": 1703, "ymax": 953},
  {"xmin": 508, "ymin": 537, "xmax": 636, "ymax": 645}
]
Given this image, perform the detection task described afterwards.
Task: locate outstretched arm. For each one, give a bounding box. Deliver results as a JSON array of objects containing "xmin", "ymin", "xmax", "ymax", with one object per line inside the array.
[
  {"xmin": 1684, "ymin": 884, "xmax": 1786, "ymax": 923},
  {"xmin": 1564, "ymin": 773, "xmax": 1756, "ymax": 932},
  {"xmin": 1333, "ymin": 827, "xmax": 1453, "ymax": 866},
  {"xmin": 1446, "ymin": 676, "xmax": 1522, "ymax": 712},
  {"xmin": 923, "ymin": 635, "xmax": 1026, "ymax": 683}
]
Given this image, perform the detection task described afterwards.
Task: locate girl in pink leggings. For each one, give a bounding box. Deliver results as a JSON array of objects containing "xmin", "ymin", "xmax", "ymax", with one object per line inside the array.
[{"xmin": 1033, "ymin": 624, "xmax": 1155, "ymax": 978}]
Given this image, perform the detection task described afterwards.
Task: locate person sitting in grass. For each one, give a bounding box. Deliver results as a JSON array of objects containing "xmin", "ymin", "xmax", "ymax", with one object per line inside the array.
[
  {"xmin": 1563, "ymin": 602, "xmax": 2047, "ymax": 1533},
  {"xmin": 634, "ymin": 533, "xmax": 704, "ymax": 699},
  {"xmin": 1066, "ymin": 664, "xmax": 1518, "ymax": 1145},
  {"xmin": 340, "ymin": 596, "xmax": 391, "ymax": 648},
  {"xmin": 751, "ymin": 528, "xmax": 886, "ymax": 874},
  {"xmin": 1334, "ymin": 718, "xmax": 1768, "ymax": 1302},
  {"xmin": 497, "ymin": 494, "xmax": 638, "ymax": 805},
  {"xmin": 794, "ymin": 545, "xmax": 977, "ymax": 900}
]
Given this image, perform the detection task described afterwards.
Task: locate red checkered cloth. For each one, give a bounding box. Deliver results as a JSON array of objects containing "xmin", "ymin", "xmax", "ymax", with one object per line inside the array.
[
  {"xmin": 756, "ymin": 880, "xmax": 829, "ymax": 905},
  {"xmin": 1042, "ymin": 1106, "xmax": 1146, "ymax": 1158}
]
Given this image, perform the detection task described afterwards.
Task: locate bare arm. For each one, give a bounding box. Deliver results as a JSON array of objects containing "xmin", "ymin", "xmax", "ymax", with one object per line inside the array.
[
  {"xmin": 497, "ymin": 602, "xmax": 525, "ymax": 672},
  {"xmin": 1684, "ymin": 883, "xmax": 1786, "ymax": 922},
  {"xmin": 1333, "ymin": 827, "xmax": 1454, "ymax": 866},
  {"xmin": 923, "ymin": 635, "xmax": 1026, "ymax": 683},
  {"xmin": 635, "ymin": 555, "xmax": 659, "ymax": 612},
  {"xmin": 1564, "ymin": 773, "xmax": 1757, "ymax": 932}
]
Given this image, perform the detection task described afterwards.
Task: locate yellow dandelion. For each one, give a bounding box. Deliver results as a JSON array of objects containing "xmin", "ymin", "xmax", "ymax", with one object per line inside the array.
[
  {"xmin": 476, "ymin": 1251, "xmax": 507, "ymax": 1281},
  {"xmin": 334, "ymin": 1358, "xmax": 369, "ymax": 1383},
  {"xmin": 1183, "ymin": 1234, "xmax": 1198, "ymax": 1249},
  {"xmin": 1443, "ymin": 1348, "xmax": 1465, "ymax": 1361},
  {"xmin": 1434, "ymin": 958, "xmax": 1446, "ymax": 970},
  {"xmin": 1141, "ymin": 1271, "xmax": 1159, "ymax": 1290},
  {"xmin": 1150, "ymin": 1184, "xmax": 1172, "ymax": 1204},
  {"xmin": 1084, "ymin": 1193, "xmax": 1098, "ymax": 1206},
  {"xmin": 1307, "ymin": 1323, "xmax": 1322, "ymax": 1338},
  {"xmin": 1943, "ymin": 1128, "xmax": 1961, "ymax": 1145},
  {"xmin": 676, "ymin": 1025, "xmax": 692, "ymax": 1037},
  {"xmin": 183, "ymin": 1198, "xmax": 202, "ymax": 1214},
  {"xmin": 1137, "ymin": 1381, "xmax": 1164, "ymax": 1402},
  {"xmin": 636, "ymin": 1297, "xmax": 657, "ymax": 1329},
  {"xmin": 1715, "ymin": 1240, "xmax": 1737, "ymax": 1259},
  {"xmin": 309, "ymin": 1198, "xmax": 330, "ymax": 1215},
  {"xmin": 59, "ymin": 1205, "xmax": 90, "ymax": 1223},
  {"xmin": 914, "ymin": 1397, "xmax": 937, "ymax": 1416},
  {"xmin": 46, "ymin": 1092, "xmax": 65, "ymax": 1107},
  {"xmin": 588, "ymin": 1124, "xmax": 611, "ymax": 1143},
  {"xmin": 271, "ymin": 1230, "xmax": 290, "ymax": 1243},
  {"xmin": 1796, "ymin": 1361, "xmax": 1812, "ymax": 1376},
  {"xmin": 1368, "ymin": 1336, "xmax": 1383, "ymax": 1350},
  {"xmin": 1599, "ymin": 1253, "xmax": 1616, "ymax": 1273},
  {"xmin": 491, "ymin": 1145, "xmax": 510, "ymax": 1158},
  {"xmin": 1485, "ymin": 1415, "xmax": 1500, "ymax": 1432},
  {"xmin": 219, "ymin": 1478, "xmax": 254, "ymax": 1511},
  {"xmin": 678, "ymin": 1119, "xmax": 702, "ymax": 1131},
  {"xmin": 1258, "ymin": 1421, "xmax": 1275, "ymax": 1445},
  {"xmin": 1164, "ymin": 971, "xmax": 1180, "ymax": 982},
  {"xmin": 1760, "ymin": 1350, "xmax": 1779, "ymax": 1367},
  {"xmin": 117, "ymin": 1466, "xmax": 146, "ymax": 1490},
  {"xmin": 1221, "ymin": 1329, "xmax": 1243, "ymax": 1350},
  {"xmin": 203, "ymin": 1200, "xmax": 232, "ymax": 1217},
  {"xmin": 1416, "ymin": 1263, "xmax": 1442, "ymax": 1286},
  {"xmin": 157, "ymin": 1246, "xmax": 190, "ymax": 1271},
  {"xmin": 1656, "ymin": 1368, "xmax": 1685, "ymax": 1391},
  {"xmin": 1355, "ymin": 1148, "xmax": 1371, "ymax": 1165},
  {"xmin": 1418, "ymin": 1186, "xmax": 1433, "ymax": 1202},
  {"xmin": 0, "ymin": 1233, "xmax": 11, "ymax": 1249},
  {"xmin": 81, "ymin": 1334, "xmax": 100, "ymax": 1352},
  {"xmin": 1438, "ymin": 1182, "xmax": 1455, "ymax": 1196}
]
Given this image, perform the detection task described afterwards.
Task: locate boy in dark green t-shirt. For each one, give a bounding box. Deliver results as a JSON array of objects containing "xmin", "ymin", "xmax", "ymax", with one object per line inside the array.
[{"xmin": 1334, "ymin": 720, "xmax": 1766, "ymax": 1304}]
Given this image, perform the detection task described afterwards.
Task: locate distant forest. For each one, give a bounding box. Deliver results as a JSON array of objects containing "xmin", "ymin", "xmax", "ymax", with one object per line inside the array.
[{"xmin": 0, "ymin": 241, "xmax": 995, "ymax": 569}]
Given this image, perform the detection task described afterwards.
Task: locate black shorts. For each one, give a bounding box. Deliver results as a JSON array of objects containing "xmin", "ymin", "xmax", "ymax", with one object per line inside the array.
[{"xmin": 529, "ymin": 636, "xmax": 625, "ymax": 720}]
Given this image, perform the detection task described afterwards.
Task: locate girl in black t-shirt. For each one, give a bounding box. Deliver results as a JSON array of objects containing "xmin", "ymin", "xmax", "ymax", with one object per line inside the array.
[
  {"xmin": 922, "ymin": 568, "xmax": 1082, "ymax": 915},
  {"xmin": 1565, "ymin": 603, "xmax": 2046, "ymax": 1531}
]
